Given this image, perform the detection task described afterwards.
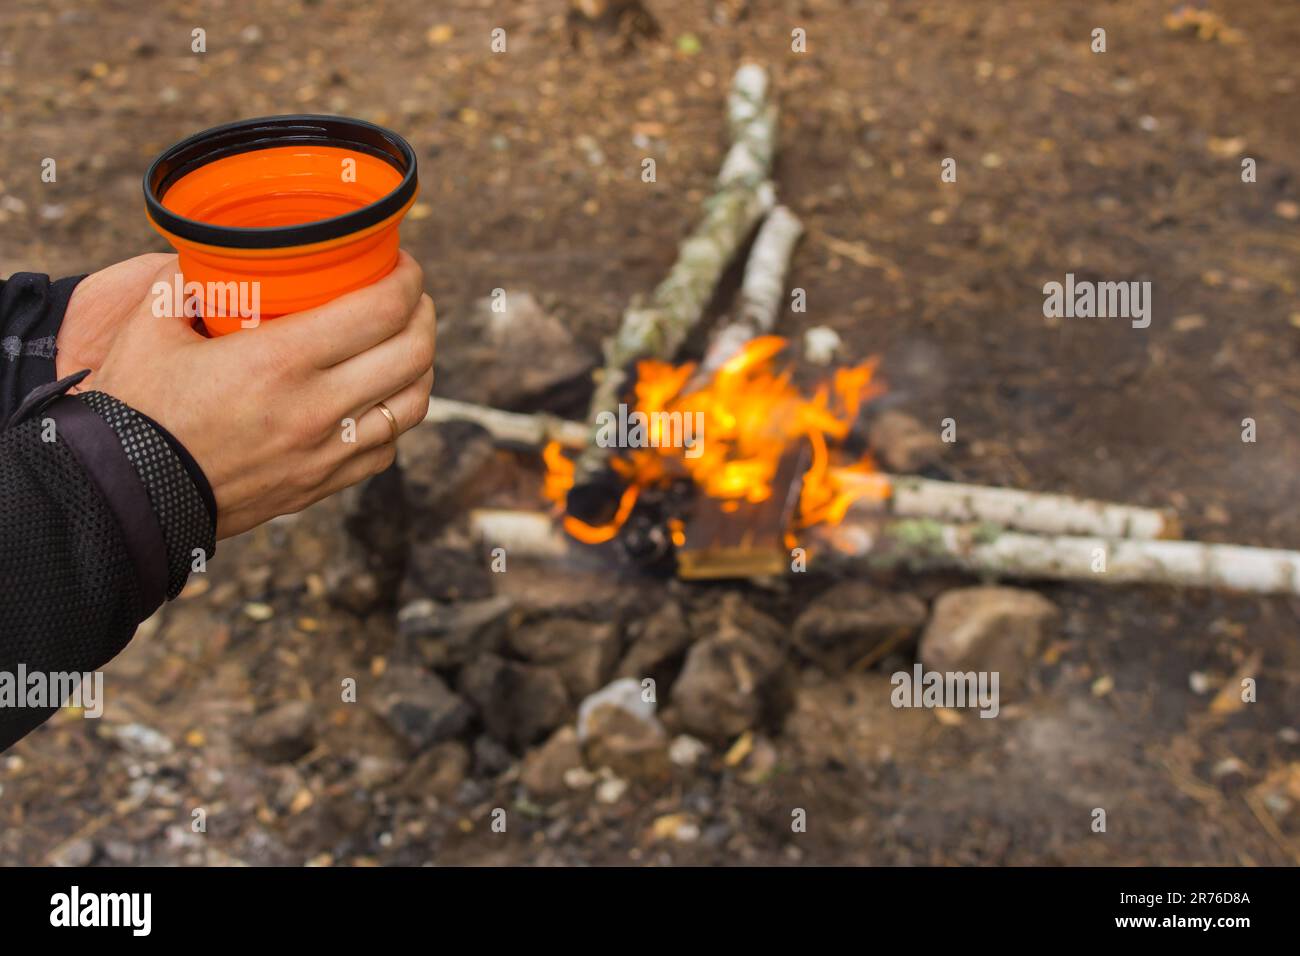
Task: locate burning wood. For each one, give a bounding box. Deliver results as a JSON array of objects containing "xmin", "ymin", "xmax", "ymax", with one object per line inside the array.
[
  {"xmin": 543, "ymin": 334, "xmax": 887, "ymax": 545},
  {"xmin": 422, "ymin": 396, "xmax": 1178, "ymax": 543},
  {"xmin": 675, "ymin": 445, "xmax": 809, "ymax": 579}
]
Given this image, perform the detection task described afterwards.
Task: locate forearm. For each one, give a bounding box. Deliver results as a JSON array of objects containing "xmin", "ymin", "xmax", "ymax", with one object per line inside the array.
[{"xmin": 0, "ymin": 385, "xmax": 215, "ymax": 750}]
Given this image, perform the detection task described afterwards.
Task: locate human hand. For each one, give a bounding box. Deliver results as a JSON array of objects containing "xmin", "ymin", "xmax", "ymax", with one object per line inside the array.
[
  {"xmin": 56, "ymin": 252, "xmax": 178, "ymax": 385},
  {"xmin": 90, "ymin": 250, "xmax": 435, "ymax": 539}
]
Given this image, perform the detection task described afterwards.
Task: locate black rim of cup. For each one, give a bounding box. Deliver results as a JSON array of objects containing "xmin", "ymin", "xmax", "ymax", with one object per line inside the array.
[{"xmin": 144, "ymin": 114, "xmax": 418, "ymax": 250}]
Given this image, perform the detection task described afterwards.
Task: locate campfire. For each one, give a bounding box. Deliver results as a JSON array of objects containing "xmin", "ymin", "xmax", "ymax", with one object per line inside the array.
[
  {"xmin": 422, "ymin": 63, "xmax": 1300, "ymax": 597},
  {"xmin": 540, "ymin": 336, "xmax": 890, "ymax": 557}
]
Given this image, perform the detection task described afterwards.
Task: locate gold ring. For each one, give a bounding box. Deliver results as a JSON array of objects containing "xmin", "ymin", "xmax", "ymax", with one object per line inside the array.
[{"xmin": 376, "ymin": 401, "xmax": 399, "ymax": 443}]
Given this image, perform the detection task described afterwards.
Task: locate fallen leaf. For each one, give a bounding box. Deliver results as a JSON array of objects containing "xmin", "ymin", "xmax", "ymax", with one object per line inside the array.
[
  {"xmin": 934, "ymin": 707, "xmax": 963, "ymax": 726},
  {"xmin": 650, "ymin": 812, "xmax": 694, "ymax": 842},
  {"xmin": 1207, "ymin": 136, "xmax": 1246, "ymax": 158},
  {"xmin": 724, "ymin": 731, "xmax": 753, "ymax": 766},
  {"xmin": 243, "ymin": 602, "xmax": 274, "ymax": 622},
  {"xmin": 1210, "ymin": 652, "xmax": 1262, "ymax": 715},
  {"xmin": 289, "ymin": 789, "xmax": 314, "ymax": 815}
]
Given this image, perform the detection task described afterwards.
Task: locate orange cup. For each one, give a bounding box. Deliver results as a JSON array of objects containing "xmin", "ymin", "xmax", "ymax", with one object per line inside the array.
[{"xmin": 144, "ymin": 115, "xmax": 418, "ymax": 335}]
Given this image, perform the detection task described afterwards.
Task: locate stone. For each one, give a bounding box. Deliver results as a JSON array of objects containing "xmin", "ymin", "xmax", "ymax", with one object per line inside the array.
[
  {"xmin": 508, "ymin": 617, "xmax": 621, "ymax": 699},
  {"xmin": 918, "ymin": 587, "xmax": 1060, "ymax": 693},
  {"xmin": 49, "ymin": 838, "xmax": 95, "ymax": 867},
  {"xmin": 396, "ymin": 595, "xmax": 513, "ymax": 670},
  {"xmin": 491, "ymin": 564, "xmax": 628, "ymax": 616},
  {"xmin": 240, "ymin": 701, "xmax": 317, "ymax": 764},
  {"xmin": 458, "ymin": 654, "xmax": 570, "ymax": 749},
  {"xmin": 472, "ymin": 735, "xmax": 516, "ymax": 777},
  {"xmin": 670, "ymin": 598, "xmax": 792, "ymax": 742},
  {"xmin": 582, "ymin": 702, "xmax": 671, "ymax": 781},
  {"xmin": 354, "ymin": 756, "xmax": 405, "ymax": 789},
  {"xmin": 332, "ymin": 464, "xmax": 410, "ymax": 612},
  {"xmin": 616, "ymin": 600, "xmax": 692, "ymax": 684},
  {"xmin": 397, "ymin": 740, "xmax": 470, "ymax": 799},
  {"xmin": 595, "ymin": 775, "xmax": 629, "ymax": 804},
  {"xmin": 397, "ymin": 420, "xmax": 499, "ymax": 535},
  {"xmin": 520, "ymin": 725, "xmax": 584, "ymax": 798},
  {"xmin": 401, "ymin": 543, "xmax": 495, "ymax": 604},
  {"xmin": 322, "ymin": 563, "xmax": 383, "ymax": 615},
  {"xmin": 103, "ymin": 722, "xmax": 174, "ymax": 758},
  {"xmin": 668, "ymin": 734, "xmax": 709, "ymax": 769},
  {"xmin": 371, "ymin": 665, "xmax": 473, "ymax": 752},
  {"xmin": 868, "ymin": 409, "xmax": 946, "ymax": 472},
  {"xmin": 433, "ymin": 290, "xmax": 595, "ymax": 410},
  {"xmin": 792, "ymin": 582, "xmax": 928, "ymax": 670},
  {"xmin": 577, "ymin": 677, "xmax": 656, "ymax": 742}
]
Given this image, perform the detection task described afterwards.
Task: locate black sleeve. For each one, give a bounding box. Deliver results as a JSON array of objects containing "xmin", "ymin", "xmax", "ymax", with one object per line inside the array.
[
  {"xmin": 0, "ymin": 272, "xmax": 84, "ymax": 422},
  {"xmin": 1, "ymin": 375, "xmax": 217, "ymax": 751}
]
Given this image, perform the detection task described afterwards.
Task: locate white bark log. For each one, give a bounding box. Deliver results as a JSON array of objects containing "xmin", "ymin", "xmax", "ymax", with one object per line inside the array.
[
  {"xmin": 818, "ymin": 517, "xmax": 1300, "ymax": 596},
  {"xmin": 422, "ymin": 396, "xmax": 589, "ymax": 449},
  {"xmin": 469, "ymin": 509, "xmax": 572, "ymax": 560},
  {"xmin": 470, "ymin": 507, "xmax": 1300, "ymax": 595},
  {"xmin": 873, "ymin": 474, "xmax": 1179, "ymax": 540},
  {"xmin": 698, "ymin": 204, "xmax": 804, "ymax": 377}
]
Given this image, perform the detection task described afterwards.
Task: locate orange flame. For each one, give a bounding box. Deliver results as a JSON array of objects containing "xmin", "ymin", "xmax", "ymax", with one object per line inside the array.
[{"xmin": 543, "ymin": 336, "xmax": 889, "ymax": 544}]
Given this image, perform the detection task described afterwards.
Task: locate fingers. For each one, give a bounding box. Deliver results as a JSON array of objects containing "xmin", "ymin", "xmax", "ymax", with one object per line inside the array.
[
  {"xmin": 258, "ymin": 250, "xmax": 425, "ymax": 368},
  {"xmin": 216, "ymin": 366, "xmax": 429, "ymax": 539},
  {"xmin": 351, "ymin": 366, "xmax": 434, "ymax": 451},
  {"xmin": 317, "ymin": 442, "xmax": 399, "ymax": 503},
  {"xmin": 319, "ymin": 292, "xmax": 435, "ymax": 415}
]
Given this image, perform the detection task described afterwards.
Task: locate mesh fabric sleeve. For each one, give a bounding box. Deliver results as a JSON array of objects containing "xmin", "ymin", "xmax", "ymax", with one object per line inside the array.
[{"xmin": 1, "ymin": 388, "xmax": 216, "ymax": 750}]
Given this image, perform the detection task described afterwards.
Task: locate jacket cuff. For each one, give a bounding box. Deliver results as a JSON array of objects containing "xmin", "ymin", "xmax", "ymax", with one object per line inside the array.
[
  {"xmin": 41, "ymin": 395, "xmax": 170, "ymax": 613},
  {"xmin": 32, "ymin": 390, "xmax": 216, "ymax": 613},
  {"xmin": 76, "ymin": 392, "xmax": 216, "ymax": 600}
]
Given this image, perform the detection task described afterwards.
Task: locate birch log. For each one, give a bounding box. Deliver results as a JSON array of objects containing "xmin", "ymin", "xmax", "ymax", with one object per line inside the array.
[
  {"xmin": 697, "ymin": 204, "xmax": 804, "ymax": 377},
  {"xmin": 862, "ymin": 475, "xmax": 1179, "ymax": 540},
  {"xmin": 469, "ymin": 509, "xmax": 573, "ymax": 560},
  {"xmin": 472, "ymin": 507, "xmax": 1300, "ymax": 596},
  {"xmin": 572, "ymin": 63, "xmax": 778, "ymax": 484},
  {"xmin": 422, "ymin": 396, "xmax": 590, "ymax": 449},
  {"xmin": 816, "ymin": 517, "xmax": 1300, "ymax": 596},
  {"xmin": 473, "ymin": 509, "xmax": 1300, "ymax": 598}
]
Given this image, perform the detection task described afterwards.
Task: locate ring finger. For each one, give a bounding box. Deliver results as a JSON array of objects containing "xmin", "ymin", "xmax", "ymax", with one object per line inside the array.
[{"xmin": 349, "ymin": 367, "xmax": 434, "ymax": 452}]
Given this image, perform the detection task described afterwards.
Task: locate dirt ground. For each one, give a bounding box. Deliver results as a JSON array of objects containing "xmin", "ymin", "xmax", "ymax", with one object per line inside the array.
[{"xmin": 2, "ymin": 0, "xmax": 1299, "ymax": 865}]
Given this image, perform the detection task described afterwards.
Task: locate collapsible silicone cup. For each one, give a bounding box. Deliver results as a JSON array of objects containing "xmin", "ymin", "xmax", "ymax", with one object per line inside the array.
[{"xmin": 144, "ymin": 115, "xmax": 418, "ymax": 335}]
